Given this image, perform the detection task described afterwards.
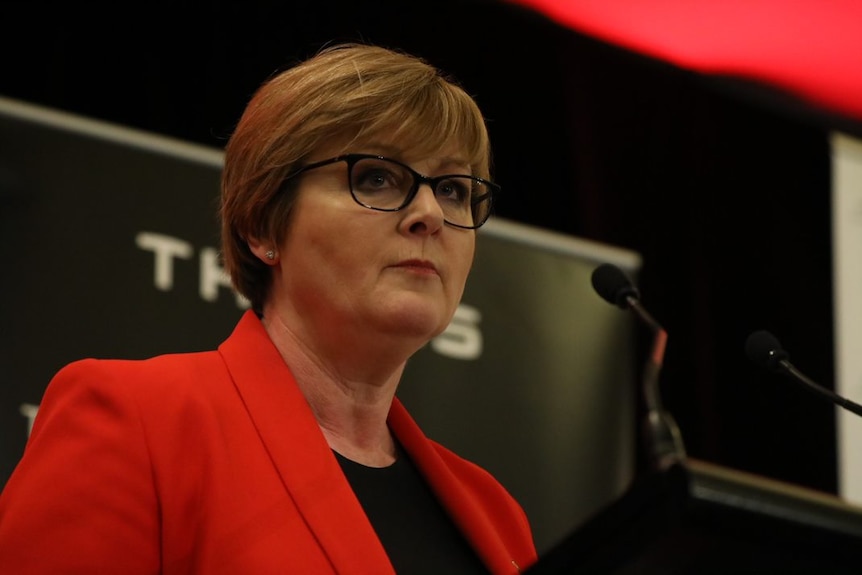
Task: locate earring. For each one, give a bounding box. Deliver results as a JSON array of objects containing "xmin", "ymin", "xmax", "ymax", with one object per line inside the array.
[{"xmin": 265, "ymin": 250, "xmax": 275, "ymax": 260}]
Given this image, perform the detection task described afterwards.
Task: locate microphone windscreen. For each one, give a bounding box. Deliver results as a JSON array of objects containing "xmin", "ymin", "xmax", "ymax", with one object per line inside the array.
[
  {"xmin": 745, "ymin": 330, "xmax": 789, "ymax": 371},
  {"xmin": 591, "ymin": 263, "xmax": 639, "ymax": 309}
]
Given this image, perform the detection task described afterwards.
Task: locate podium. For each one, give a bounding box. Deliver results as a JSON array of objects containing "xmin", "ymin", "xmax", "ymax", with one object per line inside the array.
[{"xmin": 526, "ymin": 458, "xmax": 862, "ymax": 574}]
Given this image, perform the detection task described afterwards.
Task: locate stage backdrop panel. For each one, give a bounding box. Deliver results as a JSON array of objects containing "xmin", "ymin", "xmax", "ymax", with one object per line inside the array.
[
  {"xmin": 0, "ymin": 96, "xmax": 641, "ymax": 554},
  {"xmin": 833, "ymin": 131, "xmax": 862, "ymax": 505}
]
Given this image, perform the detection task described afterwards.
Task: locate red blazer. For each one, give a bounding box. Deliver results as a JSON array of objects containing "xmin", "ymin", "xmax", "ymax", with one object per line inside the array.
[{"xmin": 0, "ymin": 310, "xmax": 537, "ymax": 574}]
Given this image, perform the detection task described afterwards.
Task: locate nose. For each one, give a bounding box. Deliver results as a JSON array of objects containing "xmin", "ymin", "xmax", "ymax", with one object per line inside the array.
[{"xmin": 399, "ymin": 183, "xmax": 444, "ymax": 235}]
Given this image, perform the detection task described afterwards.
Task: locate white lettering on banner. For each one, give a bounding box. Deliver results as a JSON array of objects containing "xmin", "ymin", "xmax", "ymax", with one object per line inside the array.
[
  {"xmin": 135, "ymin": 232, "xmax": 193, "ymax": 291},
  {"xmin": 20, "ymin": 403, "xmax": 39, "ymax": 437},
  {"xmin": 431, "ymin": 304, "xmax": 482, "ymax": 360},
  {"xmin": 136, "ymin": 231, "xmax": 249, "ymax": 309}
]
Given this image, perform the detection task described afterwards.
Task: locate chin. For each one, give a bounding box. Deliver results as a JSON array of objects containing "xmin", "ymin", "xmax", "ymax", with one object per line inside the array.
[{"xmin": 376, "ymin": 302, "xmax": 449, "ymax": 340}]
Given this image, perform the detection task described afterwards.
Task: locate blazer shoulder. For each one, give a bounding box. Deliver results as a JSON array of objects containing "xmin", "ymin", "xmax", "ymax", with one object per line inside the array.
[{"xmin": 45, "ymin": 349, "xmax": 228, "ymax": 404}]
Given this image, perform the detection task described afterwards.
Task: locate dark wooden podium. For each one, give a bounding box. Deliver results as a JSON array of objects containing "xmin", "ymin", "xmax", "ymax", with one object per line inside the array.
[{"xmin": 525, "ymin": 458, "xmax": 862, "ymax": 574}]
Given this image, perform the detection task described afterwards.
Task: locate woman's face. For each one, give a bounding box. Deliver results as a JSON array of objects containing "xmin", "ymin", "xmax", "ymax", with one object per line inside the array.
[{"xmin": 265, "ymin": 140, "xmax": 477, "ymax": 354}]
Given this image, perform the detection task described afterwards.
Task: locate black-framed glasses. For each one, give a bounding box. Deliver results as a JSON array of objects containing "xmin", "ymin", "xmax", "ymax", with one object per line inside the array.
[{"xmin": 282, "ymin": 153, "xmax": 498, "ymax": 229}]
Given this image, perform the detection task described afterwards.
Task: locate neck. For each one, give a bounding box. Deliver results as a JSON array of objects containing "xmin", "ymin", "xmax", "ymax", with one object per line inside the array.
[{"xmin": 260, "ymin": 310, "xmax": 405, "ymax": 467}]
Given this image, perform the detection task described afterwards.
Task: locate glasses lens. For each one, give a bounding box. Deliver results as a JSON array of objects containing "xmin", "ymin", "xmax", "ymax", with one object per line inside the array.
[
  {"xmin": 350, "ymin": 157, "xmax": 411, "ymax": 210},
  {"xmin": 434, "ymin": 176, "xmax": 492, "ymax": 229}
]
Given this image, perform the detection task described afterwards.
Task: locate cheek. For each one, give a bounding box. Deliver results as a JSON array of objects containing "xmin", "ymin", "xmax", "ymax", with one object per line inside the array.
[
  {"xmin": 284, "ymin": 195, "xmax": 362, "ymax": 263},
  {"xmin": 295, "ymin": 218, "xmax": 382, "ymax": 287}
]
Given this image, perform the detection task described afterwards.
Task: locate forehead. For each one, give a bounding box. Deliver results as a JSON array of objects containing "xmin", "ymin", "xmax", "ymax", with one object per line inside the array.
[
  {"xmin": 373, "ymin": 145, "xmax": 471, "ymax": 172},
  {"xmin": 316, "ymin": 132, "xmax": 471, "ymax": 167}
]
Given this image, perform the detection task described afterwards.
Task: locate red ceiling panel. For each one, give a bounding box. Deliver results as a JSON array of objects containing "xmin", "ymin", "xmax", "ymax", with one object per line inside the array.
[{"xmin": 507, "ymin": 0, "xmax": 862, "ymax": 124}]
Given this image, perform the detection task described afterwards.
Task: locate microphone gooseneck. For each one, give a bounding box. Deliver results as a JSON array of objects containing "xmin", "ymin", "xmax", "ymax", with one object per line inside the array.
[
  {"xmin": 591, "ymin": 263, "xmax": 686, "ymax": 470},
  {"xmin": 745, "ymin": 330, "xmax": 862, "ymax": 417}
]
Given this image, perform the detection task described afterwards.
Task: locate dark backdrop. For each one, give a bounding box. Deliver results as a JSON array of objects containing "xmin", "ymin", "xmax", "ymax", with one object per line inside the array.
[{"xmin": 0, "ymin": 1, "xmax": 840, "ymax": 493}]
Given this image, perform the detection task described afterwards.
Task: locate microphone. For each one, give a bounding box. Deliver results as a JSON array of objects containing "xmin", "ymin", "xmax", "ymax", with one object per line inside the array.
[
  {"xmin": 591, "ymin": 263, "xmax": 686, "ymax": 470},
  {"xmin": 745, "ymin": 330, "xmax": 862, "ymax": 417}
]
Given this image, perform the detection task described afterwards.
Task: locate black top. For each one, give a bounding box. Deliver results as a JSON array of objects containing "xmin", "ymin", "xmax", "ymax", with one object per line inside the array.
[{"xmin": 334, "ymin": 449, "xmax": 489, "ymax": 574}]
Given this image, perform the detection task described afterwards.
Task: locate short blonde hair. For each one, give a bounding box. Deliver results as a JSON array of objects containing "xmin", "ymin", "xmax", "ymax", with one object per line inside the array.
[{"xmin": 220, "ymin": 42, "xmax": 493, "ymax": 313}]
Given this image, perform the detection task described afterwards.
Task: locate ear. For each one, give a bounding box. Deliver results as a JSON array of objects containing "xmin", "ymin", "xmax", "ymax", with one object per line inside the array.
[{"xmin": 247, "ymin": 237, "xmax": 278, "ymax": 264}]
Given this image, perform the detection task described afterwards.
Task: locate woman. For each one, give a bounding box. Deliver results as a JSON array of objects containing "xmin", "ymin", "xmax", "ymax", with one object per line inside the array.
[{"xmin": 0, "ymin": 43, "xmax": 537, "ymax": 574}]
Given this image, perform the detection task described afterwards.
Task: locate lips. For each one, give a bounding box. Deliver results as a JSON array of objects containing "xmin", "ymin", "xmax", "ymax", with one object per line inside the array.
[{"xmin": 393, "ymin": 259, "xmax": 438, "ymax": 274}]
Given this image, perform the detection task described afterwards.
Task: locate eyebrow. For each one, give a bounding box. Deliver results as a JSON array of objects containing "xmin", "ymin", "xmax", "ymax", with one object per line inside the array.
[{"xmin": 354, "ymin": 144, "xmax": 471, "ymax": 173}]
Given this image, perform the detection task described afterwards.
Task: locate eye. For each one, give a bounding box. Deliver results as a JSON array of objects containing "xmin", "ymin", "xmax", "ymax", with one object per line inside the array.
[
  {"xmin": 435, "ymin": 177, "xmax": 472, "ymax": 205},
  {"xmin": 352, "ymin": 159, "xmax": 406, "ymax": 194}
]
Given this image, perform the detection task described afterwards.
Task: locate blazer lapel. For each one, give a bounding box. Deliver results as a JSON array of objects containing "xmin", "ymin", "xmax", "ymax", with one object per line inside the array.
[{"xmin": 217, "ymin": 311, "xmax": 394, "ymax": 575}]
